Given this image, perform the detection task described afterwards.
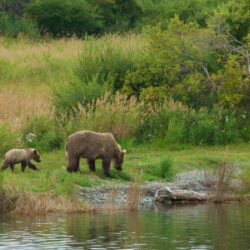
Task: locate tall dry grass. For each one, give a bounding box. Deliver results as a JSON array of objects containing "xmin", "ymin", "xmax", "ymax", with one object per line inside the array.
[
  {"xmin": 66, "ymin": 93, "xmax": 143, "ymax": 140},
  {"xmin": 0, "ymin": 34, "xmax": 141, "ymax": 71},
  {"xmin": 127, "ymin": 183, "xmax": 140, "ymax": 211},
  {"xmin": 4, "ymin": 185, "xmax": 95, "ymax": 215},
  {"xmin": 213, "ymin": 162, "xmax": 235, "ymax": 203},
  {"xmin": 0, "ymin": 85, "xmax": 52, "ymax": 129}
]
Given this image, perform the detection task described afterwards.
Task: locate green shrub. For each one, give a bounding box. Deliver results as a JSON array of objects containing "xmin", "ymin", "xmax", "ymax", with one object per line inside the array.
[
  {"xmin": 143, "ymin": 157, "xmax": 174, "ymax": 181},
  {"xmin": 21, "ymin": 116, "xmax": 63, "ymax": 152},
  {"xmin": 216, "ymin": 111, "xmax": 239, "ymax": 144},
  {"xmin": 140, "ymin": 86, "xmax": 167, "ymax": 106},
  {"xmin": 76, "ymin": 41, "xmax": 137, "ymax": 92},
  {"xmin": 123, "ymin": 17, "xmax": 218, "ymax": 104},
  {"xmin": 135, "ymin": 113, "xmax": 163, "ymax": 144},
  {"xmin": 241, "ymin": 125, "xmax": 250, "ymax": 142},
  {"xmin": 0, "ymin": 124, "xmax": 17, "ymax": 157},
  {"xmin": 0, "ymin": 13, "xmax": 39, "ymax": 38},
  {"xmin": 159, "ymin": 158, "xmax": 175, "ymax": 180},
  {"xmin": 51, "ymin": 78, "xmax": 107, "ymax": 114},
  {"xmin": 188, "ymin": 108, "xmax": 219, "ymax": 145},
  {"xmin": 188, "ymin": 108, "xmax": 239, "ymax": 145},
  {"xmin": 165, "ymin": 112, "xmax": 186, "ymax": 145},
  {"xmin": 135, "ymin": 99, "xmax": 188, "ymax": 145},
  {"xmin": 92, "ymin": 0, "xmax": 143, "ymax": 33},
  {"xmin": 26, "ymin": 0, "xmax": 103, "ymax": 37}
]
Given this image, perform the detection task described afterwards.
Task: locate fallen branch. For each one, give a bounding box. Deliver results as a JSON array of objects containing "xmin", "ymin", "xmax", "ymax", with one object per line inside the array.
[{"xmin": 155, "ymin": 187, "xmax": 245, "ymax": 204}]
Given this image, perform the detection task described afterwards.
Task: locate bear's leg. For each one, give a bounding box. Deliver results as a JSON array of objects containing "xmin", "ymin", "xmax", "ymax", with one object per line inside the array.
[
  {"xmin": 1, "ymin": 161, "xmax": 9, "ymax": 171},
  {"xmin": 21, "ymin": 160, "xmax": 27, "ymax": 172},
  {"xmin": 67, "ymin": 156, "xmax": 80, "ymax": 173},
  {"xmin": 102, "ymin": 159, "xmax": 111, "ymax": 177},
  {"xmin": 87, "ymin": 159, "xmax": 96, "ymax": 172},
  {"xmin": 28, "ymin": 161, "xmax": 39, "ymax": 171},
  {"xmin": 73, "ymin": 157, "xmax": 80, "ymax": 172}
]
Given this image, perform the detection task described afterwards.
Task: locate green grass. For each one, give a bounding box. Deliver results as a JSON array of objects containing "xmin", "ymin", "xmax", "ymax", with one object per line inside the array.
[{"xmin": 1, "ymin": 143, "xmax": 249, "ymax": 196}]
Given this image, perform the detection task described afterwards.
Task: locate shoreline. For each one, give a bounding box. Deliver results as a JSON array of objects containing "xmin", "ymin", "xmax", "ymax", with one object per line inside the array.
[{"xmin": 1, "ymin": 169, "xmax": 248, "ymax": 215}]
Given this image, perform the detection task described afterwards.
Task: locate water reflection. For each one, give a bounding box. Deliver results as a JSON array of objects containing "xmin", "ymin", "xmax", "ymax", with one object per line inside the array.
[{"xmin": 0, "ymin": 204, "xmax": 250, "ymax": 249}]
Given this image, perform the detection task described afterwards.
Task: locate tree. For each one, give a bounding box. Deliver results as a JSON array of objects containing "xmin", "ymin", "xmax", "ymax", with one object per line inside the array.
[
  {"xmin": 209, "ymin": 0, "xmax": 250, "ymax": 41},
  {"xmin": 124, "ymin": 17, "xmax": 219, "ymax": 107},
  {"xmin": 26, "ymin": 0, "xmax": 103, "ymax": 37}
]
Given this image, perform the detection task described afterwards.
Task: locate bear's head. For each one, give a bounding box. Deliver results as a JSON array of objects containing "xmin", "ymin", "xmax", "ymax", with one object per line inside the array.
[
  {"xmin": 114, "ymin": 148, "xmax": 126, "ymax": 171},
  {"xmin": 31, "ymin": 149, "xmax": 41, "ymax": 163}
]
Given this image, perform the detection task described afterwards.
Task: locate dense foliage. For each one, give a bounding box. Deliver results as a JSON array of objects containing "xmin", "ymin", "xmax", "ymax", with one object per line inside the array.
[
  {"xmin": 26, "ymin": 0, "xmax": 102, "ymax": 36},
  {"xmin": 0, "ymin": 0, "xmax": 231, "ymax": 37},
  {"xmin": 0, "ymin": 0, "xmax": 249, "ymax": 151}
]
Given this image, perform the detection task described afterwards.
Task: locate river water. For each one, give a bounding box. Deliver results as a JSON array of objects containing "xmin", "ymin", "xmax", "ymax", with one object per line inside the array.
[{"xmin": 0, "ymin": 204, "xmax": 250, "ymax": 250}]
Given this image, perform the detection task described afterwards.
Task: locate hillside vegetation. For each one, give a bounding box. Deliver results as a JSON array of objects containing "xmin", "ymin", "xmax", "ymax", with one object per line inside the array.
[{"xmin": 0, "ymin": 0, "xmax": 249, "ymax": 201}]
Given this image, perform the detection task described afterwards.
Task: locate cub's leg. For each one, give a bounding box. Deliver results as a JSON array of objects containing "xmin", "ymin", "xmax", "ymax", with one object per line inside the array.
[
  {"xmin": 1, "ymin": 160, "xmax": 9, "ymax": 171},
  {"xmin": 102, "ymin": 159, "xmax": 111, "ymax": 177},
  {"xmin": 28, "ymin": 161, "xmax": 39, "ymax": 171},
  {"xmin": 87, "ymin": 159, "xmax": 96, "ymax": 172},
  {"xmin": 21, "ymin": 160, "xmax": 28, "ymax": 172},
  {"xmin": 10, "ymin": 163, "xmax": 15, "ymax": 172}
]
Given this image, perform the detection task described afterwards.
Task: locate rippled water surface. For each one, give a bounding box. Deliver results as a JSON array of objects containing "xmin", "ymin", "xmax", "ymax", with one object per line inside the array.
[{"xmin": 1, "ymin": 204, "xmax": 250, "ymax": 250}]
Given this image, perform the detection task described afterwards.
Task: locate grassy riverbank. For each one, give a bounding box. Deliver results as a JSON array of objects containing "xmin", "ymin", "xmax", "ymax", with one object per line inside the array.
[{"xmin": 1, "ymin": 143, "xmax": 250, "ymax": 196}]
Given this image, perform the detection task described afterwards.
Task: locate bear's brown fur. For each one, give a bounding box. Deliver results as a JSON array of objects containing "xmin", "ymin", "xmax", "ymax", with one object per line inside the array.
[
  {"xmin": 65, "ymin": 130, "xmax": 126, "ymax": 177},
  {"xmin": 1, "ymin": 148, "xmax": 41, "ymax": 172}
]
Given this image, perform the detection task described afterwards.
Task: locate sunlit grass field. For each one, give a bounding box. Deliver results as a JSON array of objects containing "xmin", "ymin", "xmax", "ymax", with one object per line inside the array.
[{"xmin": 0, "ymin": 34, "xmax": 142, "ymax": 128}]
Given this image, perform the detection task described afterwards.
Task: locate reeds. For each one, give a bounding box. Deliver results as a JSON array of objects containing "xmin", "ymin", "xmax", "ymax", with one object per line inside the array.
[
  {"xmin": 203, "ymin": 161, "xmax": 237, "ymax": 203},
  {"xmin": 127, "ymin": 183, "xmax": 140, "ymax": 211},
  {"xmin": 4, "ymin": 185, "xmax": 95, "ymax": 215},
  {"xmin": 213, "ymin": 162, "xmax": 235, "ymax": 203}
]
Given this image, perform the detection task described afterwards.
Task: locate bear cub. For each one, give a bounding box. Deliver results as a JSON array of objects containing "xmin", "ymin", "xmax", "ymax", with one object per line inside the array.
[{"xmin": 1, "ymin": 148, "xmax": 41, "ymax": 172}]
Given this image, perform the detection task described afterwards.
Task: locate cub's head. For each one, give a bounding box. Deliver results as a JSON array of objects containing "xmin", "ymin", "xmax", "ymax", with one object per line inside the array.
[
  {"xmin": 31, "ymin": 149, "xmax": 41, "ymax": 163},
  {"xmin": 114, "ymin": 146, "xmax": 126, "ymax": 171}
]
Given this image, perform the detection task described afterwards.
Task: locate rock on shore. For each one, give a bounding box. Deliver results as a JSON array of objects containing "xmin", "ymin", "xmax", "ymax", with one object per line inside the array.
[{"xmin": 79, "ymin": 170, "xmax": 218, "ymax": 208}]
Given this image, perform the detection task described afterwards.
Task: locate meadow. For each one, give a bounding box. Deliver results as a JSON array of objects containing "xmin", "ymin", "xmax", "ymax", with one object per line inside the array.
[{"xmin": 0, "ymin": 34, "xmax": 249, "ymax": 214}]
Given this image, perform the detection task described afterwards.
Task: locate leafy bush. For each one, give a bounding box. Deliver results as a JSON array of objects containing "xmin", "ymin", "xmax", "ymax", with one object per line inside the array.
[
  {"xmin": 124, "ymin": 17, "xmax": 218, "ymax": 107},
  {"xmin": 165, "ymin": 112, "xmax": 186, "ymax": 145},
  {"xmin": 26, "ymin": 0, "xmax": 103, "ymax": 37},
  {"xmin": 21, "ymin": 115, "xmax": 63, "ymax": 152},
  {"xmin": 159, "ymin": 158, "xmax": 175, "ymax": 180},
  {"xmin": 135, "ymin": 112, "xmax": 163, "ymax": 144},
  {"xmin": 135, "ymin": 99, "xmax": 242, "ymax": 146},
  {"xmin": 0, "ymin": 124, "xmax": 17, "ymax": 157},
  {"xmin": 0, "ymin": 13, "xmax": 39, "ymax": 38},
  {"xmin": 51, "ymin": 78, "xmax": 107, "ymax": 114},
  {"xmin": 76, "ymin": 40, "xmax": 138, "ymax": 92},
  {"xmin": 140, "ymin": 86, "xmax": 167, "ymax": 106},
  {"xmin": 135, "ymin": 99, "xmax": 188, "ymax": 145}
]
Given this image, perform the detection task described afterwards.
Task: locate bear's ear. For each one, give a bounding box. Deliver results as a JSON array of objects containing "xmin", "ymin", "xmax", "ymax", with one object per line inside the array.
[
  {"xmin": 33, "ymin": 149, "xmax": 37, "ymax": 154},
  {"xmin": 122, "ymin": 149, "xmax": 126, "ymax": 154}
]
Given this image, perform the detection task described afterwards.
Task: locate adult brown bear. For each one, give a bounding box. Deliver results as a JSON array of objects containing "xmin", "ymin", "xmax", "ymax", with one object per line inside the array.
[{"xmin": 65, "ymin": 130, "xmax": 126, "ymax": 177}]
